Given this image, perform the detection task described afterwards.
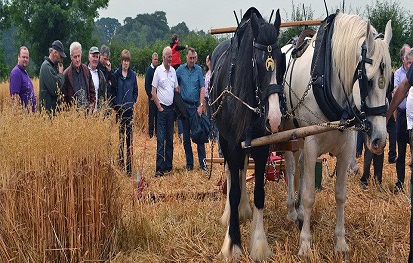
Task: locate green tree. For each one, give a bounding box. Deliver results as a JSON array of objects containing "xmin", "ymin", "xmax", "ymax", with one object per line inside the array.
[
  {"xmin": 112, "ymin": 11, "xmax": 170, "ymax": 48},
  {"xmin": 279, "ymin": 3, "xmax": 315, "ymax": 46},
  {"xmin": 7, "ymin": 0, "xmax": 109, "ymax": 72},
  {"xmin": 94, "ymin": 17, "xmax": 121, "ymax": 46},
  {"xmin": 0, "ymin": 44, "xmax": 9, "ymax": 81},
  {"xmin": 171, "ymin": 22, "xmax": 190, "ymax": 39},
  {"xmin": 366, "ymin": 0, "xmax": 413, "ymax": 67}
]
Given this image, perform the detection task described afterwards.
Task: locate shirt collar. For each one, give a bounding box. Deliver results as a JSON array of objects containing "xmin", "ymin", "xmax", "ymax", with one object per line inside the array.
[{"xmin": 88, "ymin": 65, "xmax": 98, "ymax": 73}]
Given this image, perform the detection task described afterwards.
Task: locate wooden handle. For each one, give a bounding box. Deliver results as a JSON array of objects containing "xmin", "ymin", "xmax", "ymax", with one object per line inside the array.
[
  {"xmin": 209, "ymin": 19, "xmax": 323, "ymax": 35},
  {"xmin": 241, "ymin": 121, "xmax": 341, "ymax": 148}
]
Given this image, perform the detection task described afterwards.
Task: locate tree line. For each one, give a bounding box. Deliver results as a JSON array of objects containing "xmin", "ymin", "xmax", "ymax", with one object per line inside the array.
[{"xmin": 0, "ymin": 0, "xmax": 412, "ymax": 81}]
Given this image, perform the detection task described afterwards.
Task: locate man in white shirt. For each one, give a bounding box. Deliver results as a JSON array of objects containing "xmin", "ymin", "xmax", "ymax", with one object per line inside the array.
[
  {"xmin": 88, "ymin": 46, "xmax": 107, "ymax": 111},
  {"xmin": 151, "ymin": 46, "xmax": 178, "ymax": 176}
]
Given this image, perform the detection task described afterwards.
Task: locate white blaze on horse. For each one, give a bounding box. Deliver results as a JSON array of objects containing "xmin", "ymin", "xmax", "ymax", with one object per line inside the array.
[
  {"xmin": 282, "ymin": 12, "xmax": 392, "ymax": 256},
  {"xmin": 210, "ymin": 7, "xmax": 285, "ymax": 261}
]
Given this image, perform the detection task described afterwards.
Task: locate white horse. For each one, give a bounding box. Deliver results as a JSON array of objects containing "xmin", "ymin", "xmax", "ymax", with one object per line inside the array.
[{"xmin": 282, "ymin": 12, "xmax": 392, "ymax": 256}]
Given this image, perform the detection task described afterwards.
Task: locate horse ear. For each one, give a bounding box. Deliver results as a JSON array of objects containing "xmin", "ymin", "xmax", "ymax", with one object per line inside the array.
[
  {"xmin": 251, "ymin": 13, "xmax": 259, "ymax": 39},
  {"xmin": 366, "ymin": 21, "xmax": 375, "ymax": 57},
  {"xmin": 274, "ymin": 9, "xmax": 281, "ymax": 35},
  {"xmin": 384, "ymin": 20, "xmax": 392, "ymax": 46}
]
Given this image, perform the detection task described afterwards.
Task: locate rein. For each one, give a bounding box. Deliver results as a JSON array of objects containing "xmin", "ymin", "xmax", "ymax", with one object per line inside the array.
[{"xmin": 210, "ymin": 39, "xmax": 285, "ymax": 120}]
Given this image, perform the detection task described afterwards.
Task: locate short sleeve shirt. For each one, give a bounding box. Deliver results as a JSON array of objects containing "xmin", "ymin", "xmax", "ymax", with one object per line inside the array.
[
  {"xmin": 152, "ymin": 64, "xmax": 178, "ymax": 106},
  {"xmin": 176, "ymin": 63, "xmax": 205, "ymax": 103},
  {"xmin": 394, "ymin": 65, "xmax": 408, "ymax": 110},
  {"xmin": 9, "ymin": 64, "xmax": 36, "ymax": 112}
]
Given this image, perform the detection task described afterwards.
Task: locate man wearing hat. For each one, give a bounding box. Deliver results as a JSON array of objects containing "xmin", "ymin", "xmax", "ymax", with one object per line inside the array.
[
  {"xmin": 88, "ymin": 46, "xmax": 107, "ymax": 111},
  {"xmin": 62, "ymin": 41, "xmax": 96, "ymax": 109},
  {"xmin": 39, "ymin": 40, "xmax": 66, "ymax": 113}
]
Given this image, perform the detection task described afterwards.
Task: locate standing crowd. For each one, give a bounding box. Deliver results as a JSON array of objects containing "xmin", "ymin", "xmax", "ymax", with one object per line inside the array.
[
  {"xmin": 9, "ymin": 35, "xmax": 213, "ymax": 178},
  {"xmin": 14, "ymin": 40, "xmax": 413, "ymax": 186}
]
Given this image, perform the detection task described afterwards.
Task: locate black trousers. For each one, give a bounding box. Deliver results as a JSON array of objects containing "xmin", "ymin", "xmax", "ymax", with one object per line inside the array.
[
  {"xmin": 360, "ymin": 135, "xmax": 384, "ymax": 184},
  {"xmin": 117, "ymin": 110, "xmax": 133, "ymax": 176},
  {"xmin": 148, "ymin": 99, "xmax": 157, "ymax": 137},
  {"xmin": 397, "ymin": 110, "xmax": 410, "ymax": 185}
]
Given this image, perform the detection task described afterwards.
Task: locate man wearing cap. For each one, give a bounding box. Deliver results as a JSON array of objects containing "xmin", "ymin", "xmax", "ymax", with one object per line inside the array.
[
  {"xmin": 98, "ymin": 44, "xmax": 117, "ymax": 108},
  {"xmin": 62, "ymin": 42, "xmax": 95, "ymax": 109},
  {"xmin": 39, "ymin": 40, "xmax": 66, "ymax": 113},
  {"xmin": 88, "ymin": 46, "xmax": 107, "ymax": 111}
]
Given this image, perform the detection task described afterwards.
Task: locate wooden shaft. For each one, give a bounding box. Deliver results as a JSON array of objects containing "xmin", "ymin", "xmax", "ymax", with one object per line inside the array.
[
  {"xmin": 209, "ymin": 19, "xmax": 323, "ymax": 35},
  {"xmin": 241, "ymin": 121, "xmax": 341, "ymax": 148}
]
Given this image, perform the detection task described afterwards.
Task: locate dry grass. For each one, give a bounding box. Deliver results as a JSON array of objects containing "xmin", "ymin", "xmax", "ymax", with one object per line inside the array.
[{"xmin": 0, "ymin": 77, "xmax": 410, "ymax": 262}]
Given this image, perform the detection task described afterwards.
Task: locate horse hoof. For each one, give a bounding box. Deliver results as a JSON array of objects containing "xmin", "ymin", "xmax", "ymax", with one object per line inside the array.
[
  {"xmin": 250, "ymin": 243, "xmax": 273, "ymax": 262},
  {"xmin": 298, "ymin": 243, "xmax": 312, "ymax": 257},
  {"xmin": 217, "ymin": 245, "xmax": 242, "ymax": 261}
]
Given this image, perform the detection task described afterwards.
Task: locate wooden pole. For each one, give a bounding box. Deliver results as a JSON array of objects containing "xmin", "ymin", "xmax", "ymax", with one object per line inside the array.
[
  {"xmin": 209, "ymin": 19, "xmax": 323, "ymax": 35},
  {"xmin": 241, "ymin": 121, "xmax": 341, "ymax": 148}
]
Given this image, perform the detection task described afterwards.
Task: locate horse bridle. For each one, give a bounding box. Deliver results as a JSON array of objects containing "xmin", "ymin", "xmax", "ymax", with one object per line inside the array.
[
  {"xmin": 252, "ymin": 40, "xmax": 286, "ymax": 117},
  {"xmin": 350, "ymin": 39, "xmax": 388, "ymax": 134}
]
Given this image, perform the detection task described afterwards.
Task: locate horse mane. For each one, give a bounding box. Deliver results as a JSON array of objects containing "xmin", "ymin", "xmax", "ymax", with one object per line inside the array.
[
  {"xmin": 228, "ymin": 9, "xmax": 276, "ymax": 143},
  {"xmin": 331, "ymin": 12, "xmax": 384, "ymax": 94}
]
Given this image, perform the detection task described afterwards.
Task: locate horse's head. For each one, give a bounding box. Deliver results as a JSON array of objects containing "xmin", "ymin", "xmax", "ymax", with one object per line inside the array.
[
  {"xmin": 352, "ymin": 20, "xmax": 392, "ymax": 154},
  {"xmin": 250, "ymin": 9, "xmax": 285, "ymax": 133}
]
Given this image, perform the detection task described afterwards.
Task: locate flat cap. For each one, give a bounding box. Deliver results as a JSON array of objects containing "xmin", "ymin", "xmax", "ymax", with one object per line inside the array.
[
  {"xmin": 51, "ymin": 40, "xmax": 67, "ymax": 58},
  {"xmin": 89, "ymin": 46, "xmax": 99, "ymax": 54}
]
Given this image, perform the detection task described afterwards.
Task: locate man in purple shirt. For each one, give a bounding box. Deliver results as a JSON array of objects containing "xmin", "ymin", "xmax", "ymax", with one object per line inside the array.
[{"xmin": 9, "ymin": 46, "xmax": 36, "ymax": 112}]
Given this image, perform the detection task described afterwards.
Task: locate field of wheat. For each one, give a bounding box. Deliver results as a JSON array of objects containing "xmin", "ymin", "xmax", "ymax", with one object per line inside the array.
[{"xmin": 0, "ymin": 76, "xmax": 411, "ymax": 262}]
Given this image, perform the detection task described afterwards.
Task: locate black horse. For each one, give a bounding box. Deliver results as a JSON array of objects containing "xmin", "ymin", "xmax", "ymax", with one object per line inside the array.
[{"xmin": 210, "ymin": 7, "xmax": 285, "ymax": 261}]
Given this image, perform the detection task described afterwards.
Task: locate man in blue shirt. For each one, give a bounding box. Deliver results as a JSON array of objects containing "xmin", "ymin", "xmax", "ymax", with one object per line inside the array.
[{"xmin": 176, "ymin": 47, "xmax": 207, "ymax": 171}]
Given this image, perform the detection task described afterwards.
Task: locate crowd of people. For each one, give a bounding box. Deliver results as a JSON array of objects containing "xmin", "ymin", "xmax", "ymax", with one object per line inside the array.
[
  {"xmin": 10, "ymin": 40, "xmax": 138, "ymax": 176},
  {"xmin": 10, "ymin": 37, "xmax": 413, "ymax": 190},
  {"xmin": 9, "ymin": 34, "xmax": 216, "ymax": 178}
]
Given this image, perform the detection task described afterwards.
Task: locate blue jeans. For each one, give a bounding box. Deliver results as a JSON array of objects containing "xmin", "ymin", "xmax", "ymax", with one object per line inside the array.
[
  {"xmin": 156, "ymin": 105, "xmax": 175, "ymax": 172},
  {"xmin": 182, "ymin": 104, "xmax": 206, "ymax": 169}
]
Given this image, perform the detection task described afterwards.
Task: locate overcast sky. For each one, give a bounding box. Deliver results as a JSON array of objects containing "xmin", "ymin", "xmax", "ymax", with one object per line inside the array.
[{"xmin": 98, "ymin": 0, "xmax": 411, "ymax": 32}]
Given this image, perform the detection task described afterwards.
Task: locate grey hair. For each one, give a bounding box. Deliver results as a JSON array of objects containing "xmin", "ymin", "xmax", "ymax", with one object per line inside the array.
[
  {"xmin": 69, "ymin": 42, "xmax": 82, "ymax": 56},
  {"xmin": 162, "ymin": 46, "xmax": 171, "ymax": 57},
  {"xmin": 400, "ymin": 44, "xmax": 411, "ymax": 60},
  {"xmin": 187, "ymin": 47, "xmax": 195, "ymax": 55},
  {"xmin": 152, "ymin": 52, "xmax": 158, "ymax": 59},
  {"xmin": 100, "ymin": 44, "xmax": 111, "ymax": 57},
  {"xmin": 405, "ymin": 49, "xmax": 413, "ymax": 60}
]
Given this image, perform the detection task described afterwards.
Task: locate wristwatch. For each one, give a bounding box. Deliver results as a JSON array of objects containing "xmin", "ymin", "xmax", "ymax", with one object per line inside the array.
[{"xmin": 199, "ymin": 103, "xmax": 203, "ymax": 107}]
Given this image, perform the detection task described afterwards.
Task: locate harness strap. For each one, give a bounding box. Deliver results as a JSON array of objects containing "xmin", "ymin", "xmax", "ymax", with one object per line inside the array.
[
  {"xmin": 253, "ymin": 42, "xmax": 279, "ymax": 52},
  {"xmin": 311, "ymin": 12, "xmax": 343, "ymax": 121}
]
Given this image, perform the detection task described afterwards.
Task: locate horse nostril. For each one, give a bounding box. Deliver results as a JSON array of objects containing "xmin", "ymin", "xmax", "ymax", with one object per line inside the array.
[{"xmin": 372, "ymin": 138, "xmax": 381, "ymax": 149}]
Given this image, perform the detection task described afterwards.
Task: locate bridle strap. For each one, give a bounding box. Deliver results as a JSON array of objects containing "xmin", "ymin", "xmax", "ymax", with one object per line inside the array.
[{"xmin": 253, "ymin": 41, "xmax": 279, "ymax": 52}]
